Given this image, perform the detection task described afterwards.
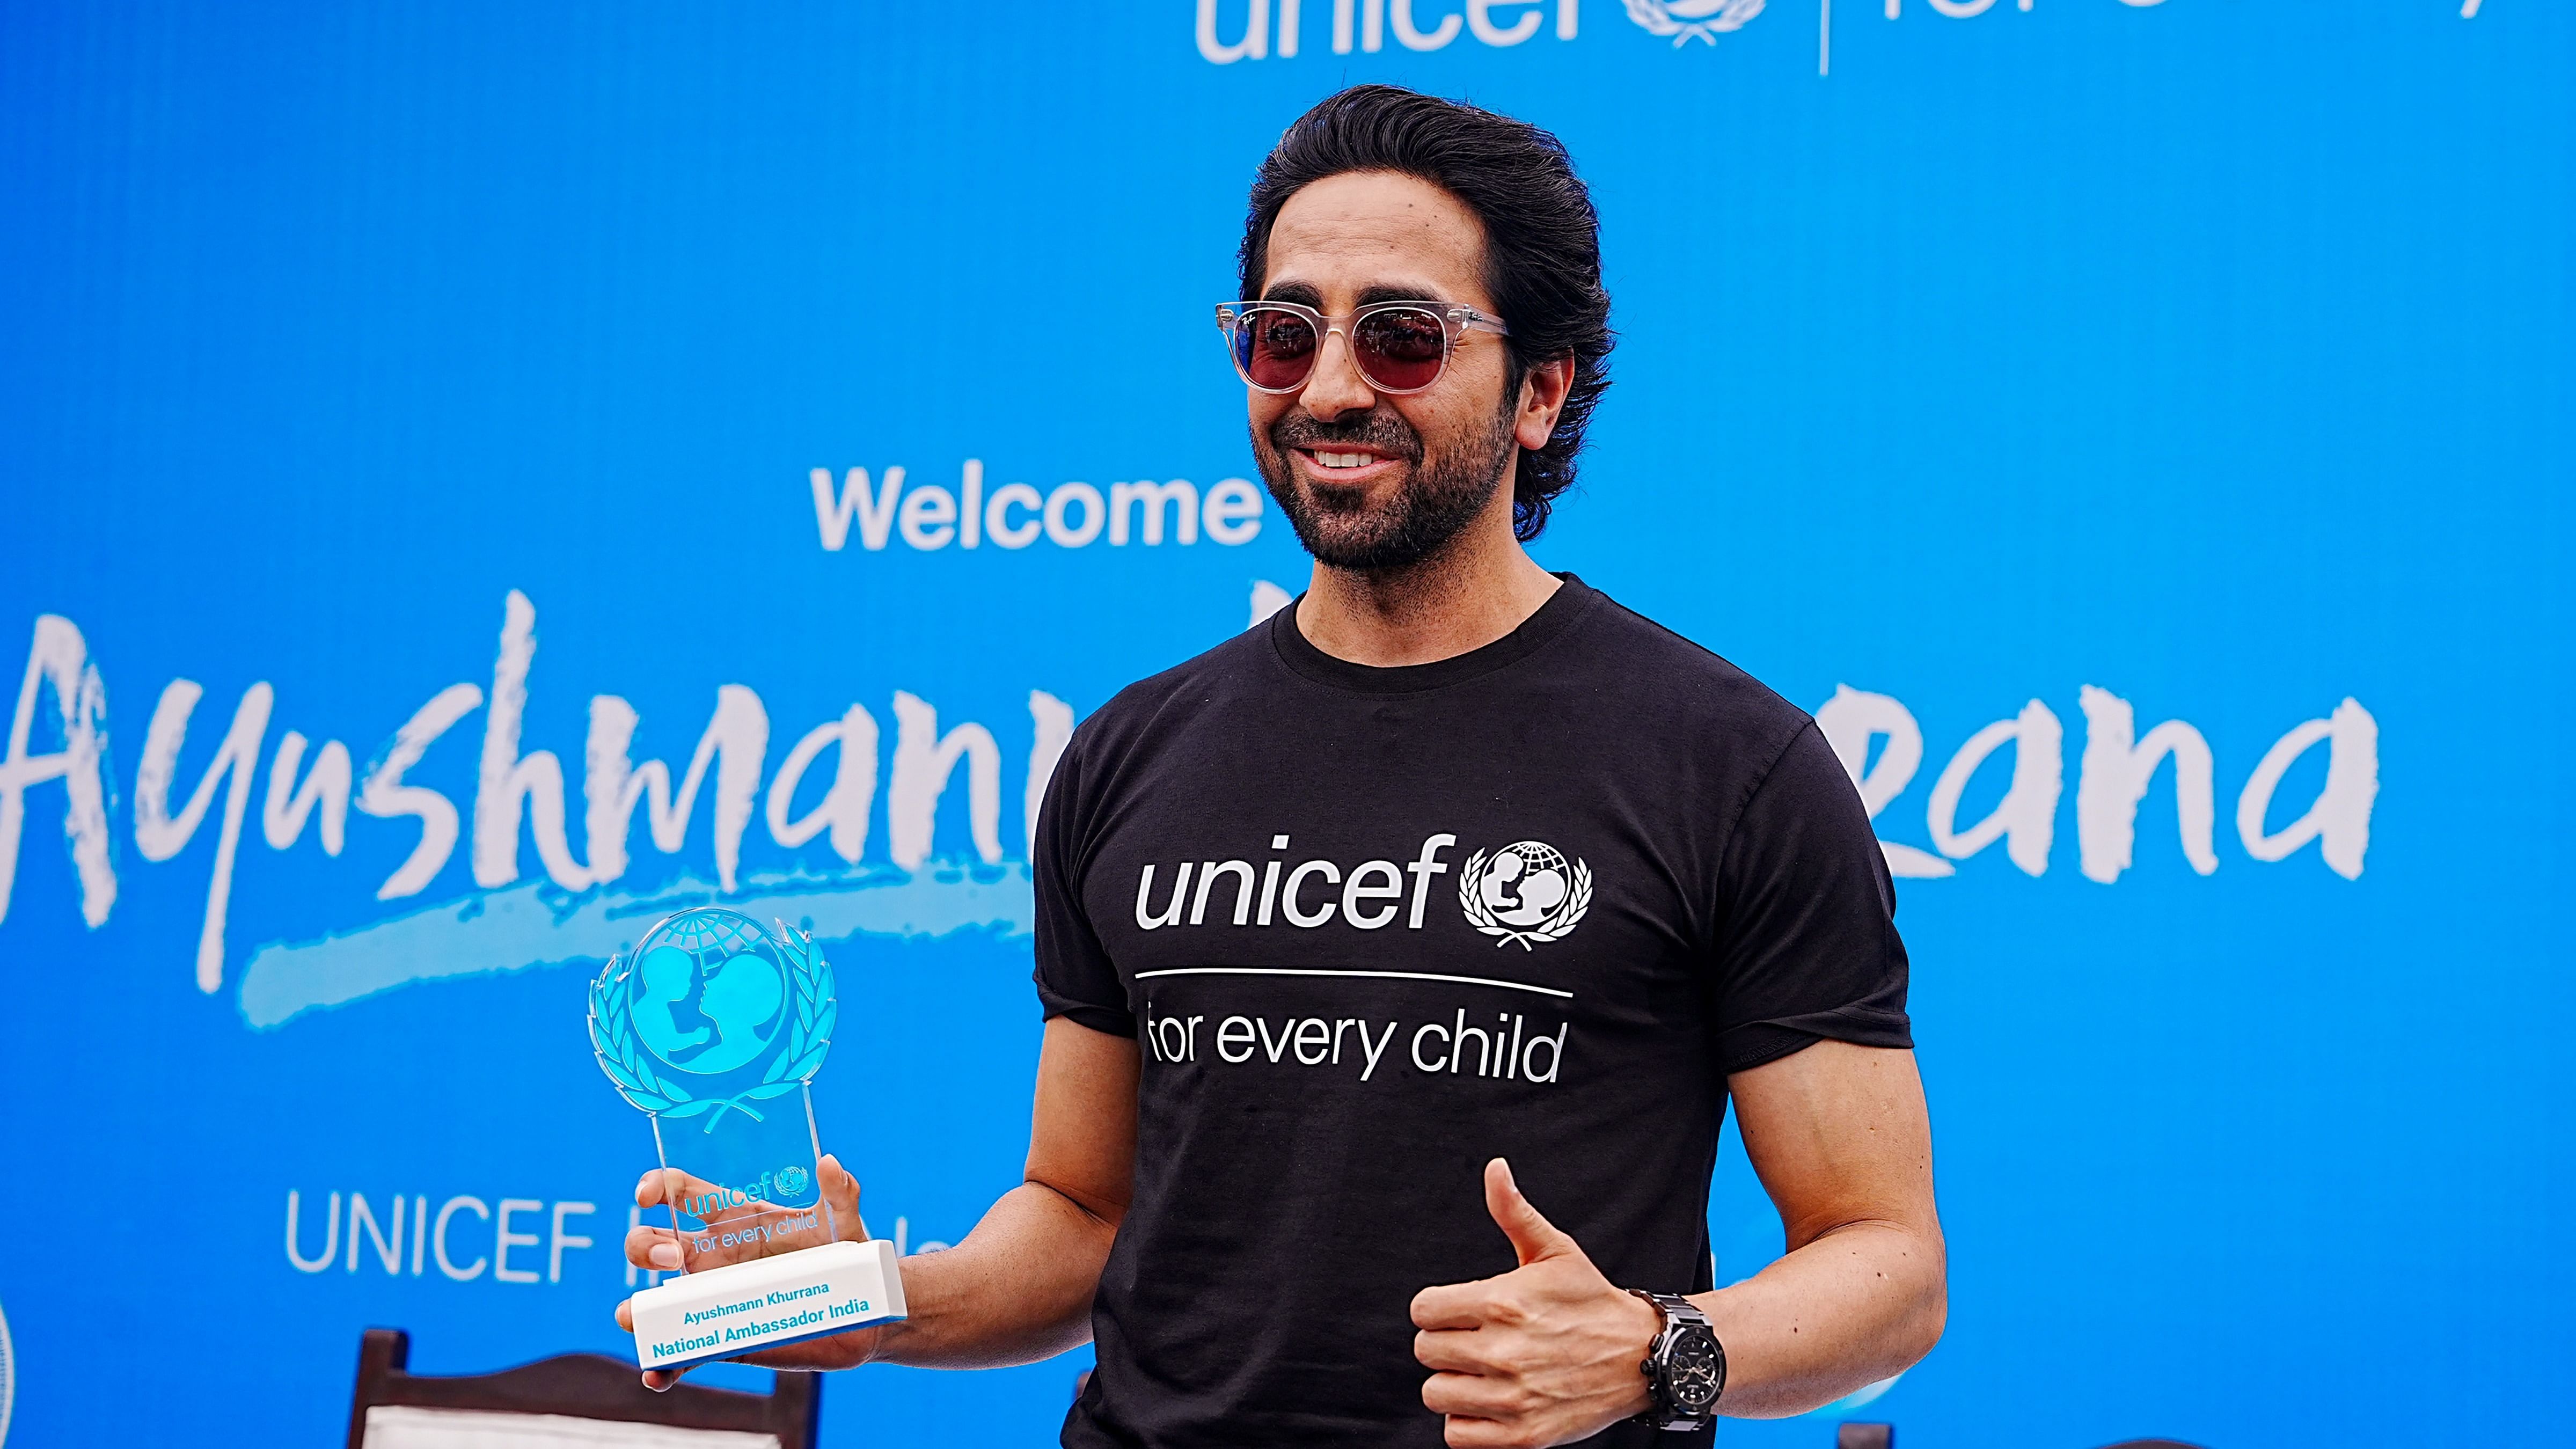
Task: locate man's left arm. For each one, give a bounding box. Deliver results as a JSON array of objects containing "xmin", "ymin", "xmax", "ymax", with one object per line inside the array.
[{"xmin": 1411, "ymin": 1038, "xmax": 1945, "ymax": 1446}]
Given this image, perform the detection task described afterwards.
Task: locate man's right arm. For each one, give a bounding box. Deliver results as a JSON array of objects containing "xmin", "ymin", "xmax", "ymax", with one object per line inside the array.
[{"xmin": 621, "ymin": 1016, "xmax": 1139, "ymax": 1385}]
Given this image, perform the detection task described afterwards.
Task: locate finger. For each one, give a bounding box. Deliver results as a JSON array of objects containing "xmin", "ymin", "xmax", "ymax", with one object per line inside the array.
[
  {"xmin": 636, "ymin": 1167, "xmax": 693, "ymax": 1207},
  {"xmin": 641, "ymin": 1368, "xmax": 680, "ymax": 1393},
  {"xmin": 1484, "ymin": 1157, "xmax": 1576, "ymax": 1267},
  {"xmin": 741, "ymin": 1326, "xmax": 881, "ymax": 1372},
  {"xmin": 1421, "ymin": 1370, "xmax": 1516, "ymax": 1419},
  {"xmin": 636, "ymin": 1167, "xmax": 729, "ymax": 1216},
  {"xmin": 615, "ymin": 1297, "xmax": 634, "ymax": 1333},
  {"xmin": 1410, "ymin": 1282, "xmax": 1494, "ymax": 1331},
  {"xmin": 1441, "ymin": 1414, "xmax": 1526, "ymax": 1448},
  {"xmin": 818, "ymin": 1153, "xmax": 871, "ymax": 1241},
  {"xmin": 1413, "ymin": 1327, "xmax": 1497, "ymax": 1375},
  {"xmin": 625, "ymin": 1224, "xmax": 684, "ymax": 1272}
]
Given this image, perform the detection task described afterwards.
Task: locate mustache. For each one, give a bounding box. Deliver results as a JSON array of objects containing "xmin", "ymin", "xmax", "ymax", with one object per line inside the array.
[{"xmin": 1268, "ymin": 408, "xmax": 1422, "ymax": 462}]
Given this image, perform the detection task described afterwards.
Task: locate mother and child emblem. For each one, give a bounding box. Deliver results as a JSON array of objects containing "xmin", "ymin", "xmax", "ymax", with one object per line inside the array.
[
  {"xmin": 588, "ymin": 907, "xmax": 905, "ymax": 1370},
  {"xmin": 1460, "ymin": 840, "xmax": 1593, "ymax": 949}
]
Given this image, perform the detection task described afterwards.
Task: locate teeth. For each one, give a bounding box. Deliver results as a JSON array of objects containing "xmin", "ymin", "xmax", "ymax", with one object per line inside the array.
[{"xmin": 1313, "ymin": 451, "xmax": 1374, "ymax": 468}]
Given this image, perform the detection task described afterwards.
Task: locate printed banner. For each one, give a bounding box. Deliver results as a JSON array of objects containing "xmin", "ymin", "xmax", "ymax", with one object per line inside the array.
[{"xmin": 0, "ymin": 3, "xmax": 2565, "ymax": 1446}]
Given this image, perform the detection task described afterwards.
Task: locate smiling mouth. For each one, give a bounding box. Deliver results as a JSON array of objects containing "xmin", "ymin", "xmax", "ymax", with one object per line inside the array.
[{"xmin": 1296, "ymin": 447, "xmax": 1404, "ymax": 481}]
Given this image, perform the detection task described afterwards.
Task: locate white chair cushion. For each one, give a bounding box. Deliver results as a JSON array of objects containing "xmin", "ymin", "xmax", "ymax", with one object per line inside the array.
[{"xmin": 361, "ymin": 1404, "xmax": 782, "ymax": 1449}]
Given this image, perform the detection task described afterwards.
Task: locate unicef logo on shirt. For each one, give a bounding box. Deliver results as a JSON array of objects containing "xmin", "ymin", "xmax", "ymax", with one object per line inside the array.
[
  {"xmin": 1459, "ymin": 841, "xmax": 1593, "ymax": 949},
  {"xmin": 589, "ymin": 908, "xmax": 836, "ymax": 1131}
]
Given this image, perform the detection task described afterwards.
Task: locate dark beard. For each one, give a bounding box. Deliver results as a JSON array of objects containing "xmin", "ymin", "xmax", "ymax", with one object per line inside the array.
[{"xmin": 1254, "ymin": 400, "xmax": 1517, "ymax": 572}]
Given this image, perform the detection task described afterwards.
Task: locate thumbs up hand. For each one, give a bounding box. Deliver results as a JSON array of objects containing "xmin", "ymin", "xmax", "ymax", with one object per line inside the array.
[{"xmin": 1409, "ymin": 1159, "xmax": 1665, "ymax": 1447}]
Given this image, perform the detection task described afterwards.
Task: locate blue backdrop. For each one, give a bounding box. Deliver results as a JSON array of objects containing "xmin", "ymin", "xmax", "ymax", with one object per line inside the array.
[{"xmin": 1, "ymin": 2, "xmax": 2567, "ymax": 1445}]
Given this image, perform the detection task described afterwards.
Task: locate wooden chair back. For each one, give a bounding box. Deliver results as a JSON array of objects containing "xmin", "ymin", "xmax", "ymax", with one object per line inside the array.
[{"xmin": 346, "ymin": 1328, "xmax": 818, "ymax": 1449}]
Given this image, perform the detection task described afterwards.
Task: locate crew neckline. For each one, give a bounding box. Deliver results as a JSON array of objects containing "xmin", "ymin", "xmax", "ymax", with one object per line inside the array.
[{"xmin": 1268, "ymin": 573, "xmax": 1599, "ymax": 696}]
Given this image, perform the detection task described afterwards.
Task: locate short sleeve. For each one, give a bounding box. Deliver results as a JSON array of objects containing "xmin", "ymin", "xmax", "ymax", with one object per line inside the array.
[
  {"xmin": 1708, "ymin": 720, "xmax": 1914, "ymax": 1075},
  {"xmin": 1030, "ymin": 734, "xmax": 1135, "ymax": 1037}
]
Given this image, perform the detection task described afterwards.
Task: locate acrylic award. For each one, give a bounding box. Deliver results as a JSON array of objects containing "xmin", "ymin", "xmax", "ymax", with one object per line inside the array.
[{"xmin": 589, "ymin": 907, "xmax": 904, "ymax": 1370}]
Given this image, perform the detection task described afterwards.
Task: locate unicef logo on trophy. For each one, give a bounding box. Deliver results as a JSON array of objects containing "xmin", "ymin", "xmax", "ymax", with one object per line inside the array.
[
  {"xmin": 1623, "ymin": 0, "xmax": 1765, "ymax": 46},
  {"xmin": 1459, "ymin": 840, "xmax": 1593, "ymax": 949},
  {"xmin": 588, "ymin": 908, "xmax": 836, "ymax": 1132},
  {"xmin": 588, "ymin": 907, "xmax": 904, "ymax": 1374}
]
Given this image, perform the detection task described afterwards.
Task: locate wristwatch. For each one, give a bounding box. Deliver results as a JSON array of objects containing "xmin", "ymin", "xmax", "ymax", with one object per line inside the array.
[{"xmin": 1628, "ymin": 1289, "xmax": 1725, "ymax": 1431}]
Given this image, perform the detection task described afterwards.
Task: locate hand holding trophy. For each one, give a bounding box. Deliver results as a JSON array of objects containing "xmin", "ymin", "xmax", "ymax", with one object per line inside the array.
[{"xmin": 590, "ymin": 908, "xmax": 904, "ymax": 1372}]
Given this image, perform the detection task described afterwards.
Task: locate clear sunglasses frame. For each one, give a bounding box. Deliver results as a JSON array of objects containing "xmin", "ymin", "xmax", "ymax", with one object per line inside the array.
[{"xmin": 1213, "ymin": 299, "xmax": 1512, "ymax": 396}]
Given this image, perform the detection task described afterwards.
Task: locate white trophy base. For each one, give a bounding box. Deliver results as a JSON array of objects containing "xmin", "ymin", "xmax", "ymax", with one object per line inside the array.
[{"xmin": 628, "ymin": 1238, "xmax": 907, "ymax": 1370}]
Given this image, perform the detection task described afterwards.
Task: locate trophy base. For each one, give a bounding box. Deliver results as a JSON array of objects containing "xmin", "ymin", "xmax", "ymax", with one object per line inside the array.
[{"xmin": 628, "ymin": 1238, "xmax": 908, "ymax": 1370}]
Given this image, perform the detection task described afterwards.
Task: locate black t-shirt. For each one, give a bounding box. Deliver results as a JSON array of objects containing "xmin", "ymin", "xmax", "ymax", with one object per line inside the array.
[{"xmin": 1034, "ymin": 575, "xmax": 1911, "ymax": 1448}]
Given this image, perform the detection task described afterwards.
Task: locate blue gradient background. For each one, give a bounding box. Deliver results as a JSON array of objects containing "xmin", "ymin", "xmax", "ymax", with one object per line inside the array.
[{"xmin": 0, "ymin": 3, "xmax": 2567, "ymax": 1445}]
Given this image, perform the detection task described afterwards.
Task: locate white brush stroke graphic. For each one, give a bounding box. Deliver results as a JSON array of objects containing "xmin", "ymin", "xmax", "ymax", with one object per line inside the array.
[{"xmin": 236, "ymin": 863, "xmax": 1034, "ymax": 1030}]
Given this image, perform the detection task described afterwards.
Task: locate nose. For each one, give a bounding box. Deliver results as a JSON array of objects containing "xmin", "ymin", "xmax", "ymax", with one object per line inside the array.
[{"xmin": 1295, "ymin": 323, "xmax": 1378, "ymax": 421}]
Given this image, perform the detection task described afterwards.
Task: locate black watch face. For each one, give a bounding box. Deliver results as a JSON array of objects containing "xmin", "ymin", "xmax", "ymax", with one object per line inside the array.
[{"xmin": 1664, "ymin": 1328, "xmax": 1724, "ymax": 1414}]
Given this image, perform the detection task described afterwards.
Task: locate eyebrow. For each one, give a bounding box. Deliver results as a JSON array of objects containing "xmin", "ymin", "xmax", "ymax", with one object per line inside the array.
[{"xmin": 1258, "ymin": 280, "xmax": 1455, "ymax": 308}]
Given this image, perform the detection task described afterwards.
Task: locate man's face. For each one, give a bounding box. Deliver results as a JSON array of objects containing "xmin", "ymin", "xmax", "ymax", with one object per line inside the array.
[{"xmin": 1247, "ymin": 171, "xmax": 1523, "ymax": 571}]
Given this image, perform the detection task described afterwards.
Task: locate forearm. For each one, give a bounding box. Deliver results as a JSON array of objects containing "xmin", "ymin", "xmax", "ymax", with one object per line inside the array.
[
  {"xmin": 866, "ymin": 1179, "xmax": 1114, "ymax": 1370},
  {"xmin": 864, "ymin": 1019, "xmax": 1135, "ymax": 1371},
  {"xmin": 1687, "ymin": 1219, "xmax": 1945, "ymax": 1418}
]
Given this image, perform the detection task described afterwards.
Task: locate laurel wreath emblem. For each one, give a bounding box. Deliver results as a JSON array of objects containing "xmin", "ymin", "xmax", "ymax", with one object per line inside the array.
[
  {"xmin": 1622, "ymin": 0, "xmax": 1765, "ymax": 46},
  {"xmin": 588, "ymin": 920, "xmax": 837, "ymax": 1133},
  {"xmin": 1458, "ymin": 848, "xmax": 1594, "ymax": 950}
]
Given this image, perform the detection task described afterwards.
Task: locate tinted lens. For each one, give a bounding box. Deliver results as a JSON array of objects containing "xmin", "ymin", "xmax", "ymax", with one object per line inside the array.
[
  {"xmin": 1353, "ymin": 308, "xmax": 1448, "ymax": 391},
  {"xmin": 1236, "ymin": 308, "xmax": 1319, "ymax": 391}
]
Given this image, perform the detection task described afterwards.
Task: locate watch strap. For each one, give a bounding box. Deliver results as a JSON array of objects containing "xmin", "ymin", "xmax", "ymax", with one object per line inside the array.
[{"xmin": 1628, "ymin": 1289, "xmax": 1724, "ymax": 1431}]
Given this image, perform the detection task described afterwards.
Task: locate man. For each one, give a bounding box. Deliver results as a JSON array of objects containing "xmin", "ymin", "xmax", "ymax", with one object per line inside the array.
[{"xmin": 623, "ymin": 84, "xmax": 1944, "ymax": 1447}]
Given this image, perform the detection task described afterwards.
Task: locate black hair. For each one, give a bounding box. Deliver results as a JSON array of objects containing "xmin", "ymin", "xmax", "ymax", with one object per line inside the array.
[{"xmin": 1238, "ymin": 84, "xmax": 1613, "ymax": 541}]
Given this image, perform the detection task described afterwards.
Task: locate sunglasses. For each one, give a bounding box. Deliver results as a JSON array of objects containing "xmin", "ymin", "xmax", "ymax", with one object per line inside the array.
[{"xmin": 1214, "ymin": 299, "xmax": 1511, "ymax": 396}]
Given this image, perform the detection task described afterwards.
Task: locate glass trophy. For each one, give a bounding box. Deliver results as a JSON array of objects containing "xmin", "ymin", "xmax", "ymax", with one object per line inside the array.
[{"xmin": 589, "ymin": 907, "xmax": 904, "ymax": 1371}]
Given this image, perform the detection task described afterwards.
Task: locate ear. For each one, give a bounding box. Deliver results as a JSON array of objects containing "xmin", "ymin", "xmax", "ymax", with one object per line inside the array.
[{"xmin": 1514, "ymin": 355, "xmax": 1576, "ymax": 453}]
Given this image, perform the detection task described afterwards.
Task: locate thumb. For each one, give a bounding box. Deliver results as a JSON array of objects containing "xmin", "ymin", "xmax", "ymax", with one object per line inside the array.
[
  {"xmin": 1484, "ymin": 1157, "xmax": 1577, "ymax": 1267},
  {"xmin": 819, "ymin": 1154, "xmax": 870, "ymax": 1242}
]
